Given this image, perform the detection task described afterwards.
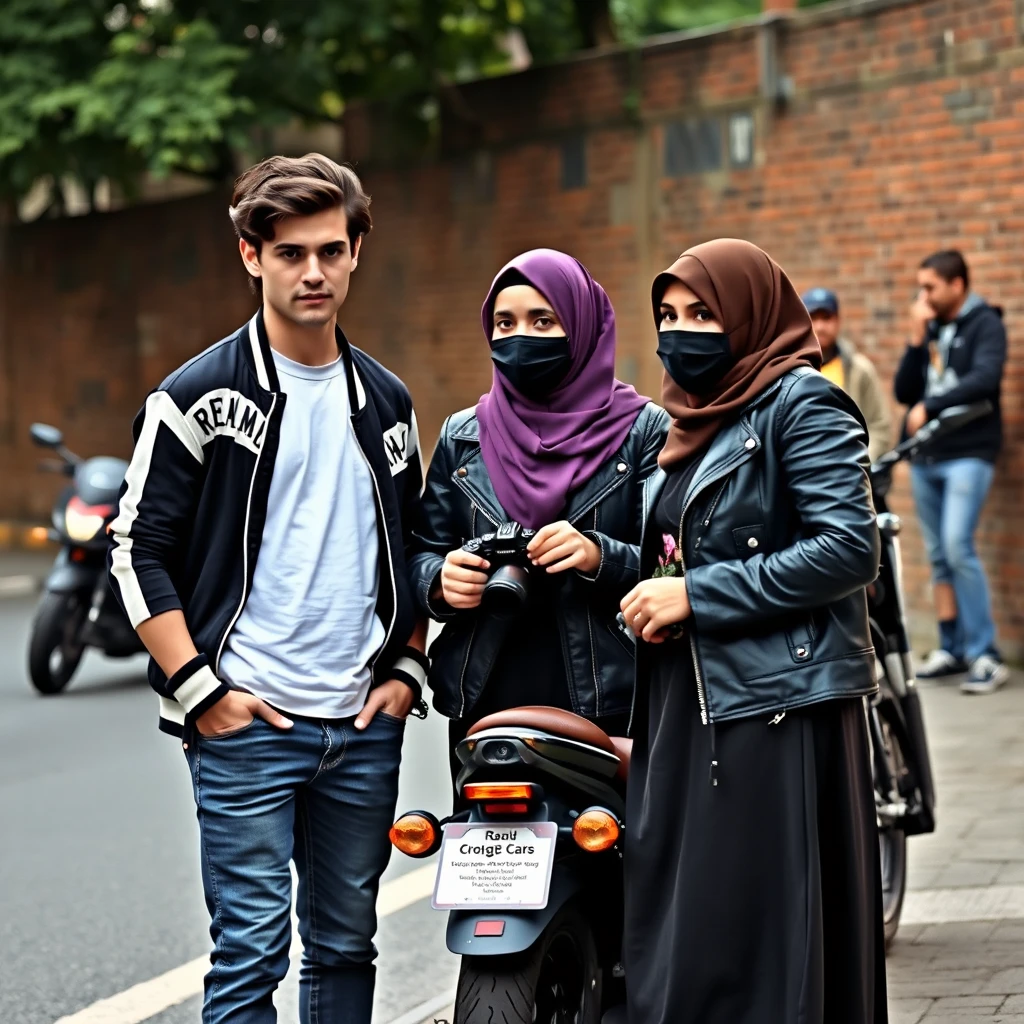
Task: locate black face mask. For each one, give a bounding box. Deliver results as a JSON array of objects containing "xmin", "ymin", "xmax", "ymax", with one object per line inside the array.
[
  {"xmin": 491, "ymin": 335, "xmax": 572, "ymax": 400},
  {"xmin": 657, "ymin": 329, "xmax": 733, "ymax": 395}
]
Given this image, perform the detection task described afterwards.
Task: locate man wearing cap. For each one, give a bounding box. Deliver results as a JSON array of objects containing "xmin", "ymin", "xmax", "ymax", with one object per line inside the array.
[{"xmin": 803, "ymin": 287, "xmax": 891, "ymax": 463}]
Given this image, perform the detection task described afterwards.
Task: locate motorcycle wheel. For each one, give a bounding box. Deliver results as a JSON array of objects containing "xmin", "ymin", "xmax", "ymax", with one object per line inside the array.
[
  {"xmin": 878, "ymin": 721, "xmax": 909, "ymax": 950},
  {"xmin": 28, "ymin": 592, "xmax": 87, "ymax": 695},
  {"xmin": 454, "ymin": 905, "xmax": 601, "ymax": 1024}
]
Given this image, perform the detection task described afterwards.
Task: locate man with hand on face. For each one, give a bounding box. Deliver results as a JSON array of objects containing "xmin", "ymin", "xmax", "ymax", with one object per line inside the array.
[
  {"xmin": 894, "ymin": 249, "xmax": 1007, "ymax": 694},
  {"xmin": 108, "ymin": 154, "xmax": 428, "ymax": 1024},
  {"xmin": 802, "ymin": 287, "xmax": 891, "ymax": 463}
]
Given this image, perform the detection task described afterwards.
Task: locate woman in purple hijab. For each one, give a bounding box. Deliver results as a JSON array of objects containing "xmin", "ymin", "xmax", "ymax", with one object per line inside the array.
[{"xmin": 409, "ymin": 248, "xmax": 669, "ymax": 755}]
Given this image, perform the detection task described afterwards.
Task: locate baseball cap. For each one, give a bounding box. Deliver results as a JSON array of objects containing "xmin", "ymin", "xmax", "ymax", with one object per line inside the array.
[{"xmin": 801, "ymin": 287, "xmax": 839, "ymax": 316}]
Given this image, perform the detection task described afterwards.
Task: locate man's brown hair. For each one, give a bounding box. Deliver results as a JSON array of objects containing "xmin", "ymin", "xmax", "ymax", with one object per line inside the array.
[{"xmin": 229, "ymin": 153, "xmax": 372, "ymax": 290}]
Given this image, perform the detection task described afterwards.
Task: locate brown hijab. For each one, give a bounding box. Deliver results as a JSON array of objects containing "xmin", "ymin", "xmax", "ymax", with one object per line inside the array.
[{"xmin": 653, "ymin": 238, "xmax": 821, "ymax": 469}]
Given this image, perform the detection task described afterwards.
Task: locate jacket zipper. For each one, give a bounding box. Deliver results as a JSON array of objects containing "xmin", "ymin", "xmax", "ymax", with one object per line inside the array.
[
  {"xmin": 693, "ymin": 480, "xmax": 729, "ymax": 552},
  {"xmin": 457, "ymin": 503, "xmax": 494, "ymax": 719},
  {"xmin": 215, "ymin": 393, "xmax": 279, "ymax": 674},
  {"xmin": 586, "ymin": 508, "xmax": 601, "ymax": 717},
  {"xmin": 677, "ymin": 461, "xmax": 747, "ymax": 726}
]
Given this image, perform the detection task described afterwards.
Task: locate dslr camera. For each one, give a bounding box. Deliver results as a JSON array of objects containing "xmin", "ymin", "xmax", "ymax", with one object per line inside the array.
[{"xmin": 462, "ymin": 522, "xmax": 537, "ymax": 619}]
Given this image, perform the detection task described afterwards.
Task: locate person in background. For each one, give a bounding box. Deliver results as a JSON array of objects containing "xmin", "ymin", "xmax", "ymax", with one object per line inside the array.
[
  {"xmin": 409, "ymin": 248, "xmax": 668, "ymax": 772},
  {"xmin": 802, "ymin": 287, "xmax": 892, "ymax": 463},
  {"xmin": 894, "ymin": 249, "xmax": 1007, "ymax": 694}
]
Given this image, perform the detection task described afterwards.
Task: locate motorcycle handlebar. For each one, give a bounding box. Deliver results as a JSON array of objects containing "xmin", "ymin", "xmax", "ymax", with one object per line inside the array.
[{"xmin": 870, "ymin": 400, "xmax": 993, "ymax": 479}]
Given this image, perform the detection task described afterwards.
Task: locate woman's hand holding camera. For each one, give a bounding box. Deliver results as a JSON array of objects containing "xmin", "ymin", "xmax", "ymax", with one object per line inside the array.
[
  {"xmin": 439, "ymin": 549, "xmax": 491, "ymax": 609},
  {"xmin": 620, "ymin": 577, "xmax": 691, "ymax": 643},
  {"xmin": 527, "ymin": 521, "xmax": 601, "ymax": 575}
]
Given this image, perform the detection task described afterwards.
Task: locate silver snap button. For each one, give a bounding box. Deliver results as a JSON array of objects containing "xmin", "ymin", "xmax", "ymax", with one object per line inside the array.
[
  {"xmin": 796, "ymin": 647, "xmax": 807, "ymax": 658},
  {"xmin": 744, "ymin": 438, "xmax": 756, "ymax": 450},
  {"xmin": 616, "ymin": 462, "xmax": 627, "ymax": 473},
  {"xmin": 747, "ymin": 536, "xmax": 759, "ymax": 549}
]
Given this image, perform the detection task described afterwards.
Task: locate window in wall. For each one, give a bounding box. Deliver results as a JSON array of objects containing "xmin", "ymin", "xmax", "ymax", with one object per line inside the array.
[
  {"xmin": 560, "ymin": 134, "xmax": 587, "ymax": 190},
  {"xmin": 664, "ymin": 118, "xmax": 723, "ymax": 176},
  {"xmin": 728, "ymin": 112, "xmax": 755, "ymax": 169}
]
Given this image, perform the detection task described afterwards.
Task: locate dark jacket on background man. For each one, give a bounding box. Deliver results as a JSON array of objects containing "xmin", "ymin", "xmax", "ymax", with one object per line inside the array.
[
  {"xmin": 633, "ymin": 368, "xmax": 880, "ymax": 736},
  {"xmin": 894, "ymin": 294, "xmax": 1006, "ymax": 463},
  {"xmin": 410, "ymin": 402, "xmax": 669, "ymax": 721}
]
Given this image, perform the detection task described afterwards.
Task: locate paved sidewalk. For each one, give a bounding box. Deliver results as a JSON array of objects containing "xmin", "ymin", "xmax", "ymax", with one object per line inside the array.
[
  {"xmin": 888, "ymin": 670, "xmax": 1024, "ymax": 1023},
  {"xmin": 417, "ymin": 673, "xmax": 1024, "ymax": 1024}
]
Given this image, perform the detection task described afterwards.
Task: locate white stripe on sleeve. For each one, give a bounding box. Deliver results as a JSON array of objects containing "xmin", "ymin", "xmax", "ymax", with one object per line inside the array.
[
  {"xmin": 109, "ymin": 392, "xmax": 204, "ymax": 628},
  {"xmin": 158, "ymin": 695, "xmax": 186, "ymax": 727},
  {"xmin": 172, "ymin": 664, "xmax": 222, "ymax": 712},
  {"xmin": 391, "ymin": 655, "xmax": 428, "ymax": 690}
]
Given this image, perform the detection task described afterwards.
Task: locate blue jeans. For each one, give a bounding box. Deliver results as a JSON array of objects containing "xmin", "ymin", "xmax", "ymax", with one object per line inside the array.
[
  {"xmin": 910, "ymin": 457, "xmax": 998, "ymax": 662},
  {"xmin": 184, "ymin": 712, "xmax": 405, "ymax": 1024}
]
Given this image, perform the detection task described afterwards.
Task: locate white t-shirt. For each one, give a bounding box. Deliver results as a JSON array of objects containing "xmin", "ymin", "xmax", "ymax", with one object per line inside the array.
[{"xmin": 219, "ymin": 348, "xmax": 385, "ymax": 718}]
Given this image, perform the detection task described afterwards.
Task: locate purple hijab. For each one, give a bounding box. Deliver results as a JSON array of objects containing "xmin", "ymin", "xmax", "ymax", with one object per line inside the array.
[{"xmin": 476, "ymin": 249, "xmax": 649, "ymax": 529}]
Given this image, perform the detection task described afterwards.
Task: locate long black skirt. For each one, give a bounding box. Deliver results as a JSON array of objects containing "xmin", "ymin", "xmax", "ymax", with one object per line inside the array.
[{"xmin": 624, "ymin": 673, "xmax": 887, "ymax": 1023}]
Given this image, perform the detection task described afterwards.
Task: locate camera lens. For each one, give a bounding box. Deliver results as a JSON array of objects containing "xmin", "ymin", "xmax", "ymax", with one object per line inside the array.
[
  {"xmin": 483, "ymin": 564, "xmax": 530, "ymax": 620},
  {"xmin": 481, "ymin": 739, "xmax": 521, "ymax": 765}
]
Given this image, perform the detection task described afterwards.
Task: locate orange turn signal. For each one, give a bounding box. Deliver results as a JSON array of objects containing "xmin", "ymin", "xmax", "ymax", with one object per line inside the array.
[
  {"xmin": 463, "ymin": 783, "xmax": 537, "ymax": 802},
  {"xmin": 572, "ymin": 808, "xmax": 621, "ymax": 852},
  {"xmin": 389, "ymin": 812, "xmax": 441, "ymax": 857}
]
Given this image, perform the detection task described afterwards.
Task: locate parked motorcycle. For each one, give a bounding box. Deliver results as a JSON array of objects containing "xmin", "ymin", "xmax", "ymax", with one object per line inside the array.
[
  {"xmin": 390, "ymin": 706, "xmax": 629, "ymax": 1023},
  {"xmin": 867, "ymin": 400, "xmax": 991, "ymax": 945},
  {"xmin": 26, "ymin": 423, "xmax": 142, "ymax": 694}
]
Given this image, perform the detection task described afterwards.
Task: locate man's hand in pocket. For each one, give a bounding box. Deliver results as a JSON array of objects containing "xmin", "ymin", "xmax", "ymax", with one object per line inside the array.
[
  {"xmin": 355, "ymin": 679, "xmax": 415, "ymax": 730},
  {"xmin": 195, "ymin": 690, "xmax": 293, "ymax": 737}
]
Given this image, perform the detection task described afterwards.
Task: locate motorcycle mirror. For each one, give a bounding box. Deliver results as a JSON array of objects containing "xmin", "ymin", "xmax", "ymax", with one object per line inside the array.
[{"xmin": 30, "ymin": 423, "xmax": 64, "ymax": 449}]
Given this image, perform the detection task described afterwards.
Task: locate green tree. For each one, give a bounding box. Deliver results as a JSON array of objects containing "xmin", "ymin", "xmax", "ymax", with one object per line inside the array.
[{"xmin": 0, "ymin": 0, "xmax": 831, "ymax": 213}]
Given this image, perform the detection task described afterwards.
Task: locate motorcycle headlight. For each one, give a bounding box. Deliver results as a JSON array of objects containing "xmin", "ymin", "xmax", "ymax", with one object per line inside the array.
[{"xmin": 64, "ymin": 497, "xmax": 109, "ymax": 541}]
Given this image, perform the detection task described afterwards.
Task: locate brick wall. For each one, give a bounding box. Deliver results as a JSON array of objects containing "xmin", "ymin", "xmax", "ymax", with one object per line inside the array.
[{"xmin": 1, "ymin": 0, "xmax": 1022, "ymax": 653}]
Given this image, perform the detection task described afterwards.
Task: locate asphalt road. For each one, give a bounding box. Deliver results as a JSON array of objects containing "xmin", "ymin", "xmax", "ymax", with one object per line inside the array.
[{"xmin": 0, "ymin": 582, "xmax": 459, "ymax": 1024}]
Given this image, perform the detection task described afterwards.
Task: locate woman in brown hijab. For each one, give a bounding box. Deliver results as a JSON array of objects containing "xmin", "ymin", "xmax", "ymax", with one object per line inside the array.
[{"xmin": 619, "ymin": 239, "xmax": 887, "ymax": 1023}]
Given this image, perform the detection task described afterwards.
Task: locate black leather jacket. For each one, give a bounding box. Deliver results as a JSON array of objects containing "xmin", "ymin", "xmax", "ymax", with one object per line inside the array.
[
  {"xmin": 410, "ymin": 403, "xmax": 669, "ymax": 720},
  {"xmin": 633, "ymin": 368, "xmax": 880, "ymax": 735}
]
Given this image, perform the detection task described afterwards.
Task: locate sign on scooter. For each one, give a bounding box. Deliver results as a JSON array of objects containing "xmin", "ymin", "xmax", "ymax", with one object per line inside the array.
[{"xmin": 432, "ymin": 822, "xmax": 558, "ymax": 910}]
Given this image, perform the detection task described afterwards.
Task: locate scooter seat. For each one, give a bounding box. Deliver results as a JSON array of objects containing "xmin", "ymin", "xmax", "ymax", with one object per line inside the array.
[
  {"xmin": 609, "ymin": 736, "xmax": 632, "ymax": 781},
  {"xmin": 468, "ymin": 705, "xmax": 616, "ymax": 755}
]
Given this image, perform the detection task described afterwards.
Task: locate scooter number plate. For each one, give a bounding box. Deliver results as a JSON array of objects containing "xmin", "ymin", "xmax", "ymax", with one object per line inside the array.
[{"xmin": 432, "ymin": 822, "xmax": 558, "ymax": 910}]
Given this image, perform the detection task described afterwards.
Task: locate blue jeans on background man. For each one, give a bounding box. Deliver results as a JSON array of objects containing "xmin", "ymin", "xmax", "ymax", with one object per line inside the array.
[
  {"xmin": 184, "ymin": 711, "xmax": 405, "ymax": 1024},
  {"xmin": 910, "ymin": 457, "xmax": 997, "ymax": 663}
]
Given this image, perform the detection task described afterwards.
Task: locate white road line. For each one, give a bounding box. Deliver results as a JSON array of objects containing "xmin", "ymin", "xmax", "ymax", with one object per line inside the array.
[
  {"xmin": 51, "ymin": 863, "xmax": 438, "ymax": 1024},
  {"xmin": 0, "ymin": 574, "xmax": 37, "ymax": 598},
  {"xmin": 902, "ymin": 883, "xmax": 1024, "ymax": 925}
]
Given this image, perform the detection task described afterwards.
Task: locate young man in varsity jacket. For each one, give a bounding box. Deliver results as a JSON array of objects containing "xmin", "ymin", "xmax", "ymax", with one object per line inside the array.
[{"xmin": 107, "ymin": 154, "xmax": 428, "ymax": 1024}]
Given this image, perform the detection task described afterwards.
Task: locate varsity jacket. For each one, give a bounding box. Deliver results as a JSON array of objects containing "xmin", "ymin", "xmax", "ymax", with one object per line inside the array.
[{"xmin": 107, "ymin": 308, "xmax": 425, "ymax": 737}]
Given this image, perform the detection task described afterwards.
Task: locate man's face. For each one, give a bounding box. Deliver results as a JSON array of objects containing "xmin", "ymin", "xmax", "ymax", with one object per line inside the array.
[
  {"xmin": 809, "ymin": 311, "xmax": 840, "ymax": 349},
  {"xmin": 917, "ymin": 266, "xmax": 965, "ymax": 321},
  {"xmin": 239, "ymin": 206, "xmax": 361, "ymax": 327}
]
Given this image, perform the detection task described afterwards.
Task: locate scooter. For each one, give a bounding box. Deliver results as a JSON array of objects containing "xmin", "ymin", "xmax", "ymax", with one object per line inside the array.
[
  {"xmin": 26, "ymin": 423, "xmax": 142, "ymax": 694},
  {"xmin": 390, "ymin": 706, "xmax": 630, "ymax": 1023},
  {"xmin": 867, "ymin": 400, "xmax": 991, "ymax": 946}
]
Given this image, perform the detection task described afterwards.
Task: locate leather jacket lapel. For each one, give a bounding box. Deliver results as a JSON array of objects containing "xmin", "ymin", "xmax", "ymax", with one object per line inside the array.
[
  {"xmin": 451, "ymin": 448, "xmax": 506, "ymax": 527},
  {"xmin": 449, "ymin": 415, "xmax": 633, "ymax": 528}
]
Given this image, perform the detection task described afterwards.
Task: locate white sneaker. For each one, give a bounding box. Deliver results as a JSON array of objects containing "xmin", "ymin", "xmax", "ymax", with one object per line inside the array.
[
  {"xmin": 961, "ymin": 655, "xmax": 1010, "ymax": 695},
  {"xmin": 917, "ymin": 649, "xmax": 968, "ymax": 679}
]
